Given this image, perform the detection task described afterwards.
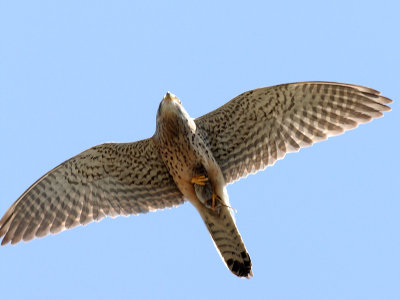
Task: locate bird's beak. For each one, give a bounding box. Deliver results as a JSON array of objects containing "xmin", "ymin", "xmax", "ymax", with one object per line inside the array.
[
  {"xmin": 163, "ymin": 91, "xmax": 173, "ymax": 102},
  {"xmin": 163, "ymin": 92, "xmax": 180, "ymax": 104}
]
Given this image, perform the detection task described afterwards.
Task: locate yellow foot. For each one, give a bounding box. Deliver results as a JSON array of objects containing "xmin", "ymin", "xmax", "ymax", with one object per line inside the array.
[
  {"xmin": 191, "ymin": 175, "xmax": 208, "ymax": 186},
  {"xmin": 211, "ymin": 192, "xmax": 221, "ymax": 211}
]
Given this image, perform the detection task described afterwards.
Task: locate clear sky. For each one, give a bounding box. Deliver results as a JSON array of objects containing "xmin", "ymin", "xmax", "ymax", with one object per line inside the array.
[{"xmin": 0, "ymin": 1, "xmax": 398, "ymax": 299}]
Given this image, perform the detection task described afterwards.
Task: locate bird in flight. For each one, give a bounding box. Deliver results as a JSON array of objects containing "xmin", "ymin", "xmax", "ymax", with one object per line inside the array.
[{"xmin": 0, "ymin": 81, "xmax": 392, "ymax": 278}]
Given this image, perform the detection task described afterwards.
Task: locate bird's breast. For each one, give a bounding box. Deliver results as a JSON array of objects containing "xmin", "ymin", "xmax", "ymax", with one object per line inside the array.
[{"xmin": 153, "ymin": 116, "xmax": 222, "ymax": 202}]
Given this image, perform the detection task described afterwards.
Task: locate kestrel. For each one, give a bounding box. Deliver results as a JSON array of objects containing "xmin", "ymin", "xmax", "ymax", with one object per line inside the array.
[{"xmin": 0, "ymin": 81, "xmax": 392, "ymax": 278}]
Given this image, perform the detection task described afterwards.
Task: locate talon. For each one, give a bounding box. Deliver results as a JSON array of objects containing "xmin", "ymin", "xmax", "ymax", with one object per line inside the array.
[
  {"xmin": 191, "ymin": 175, "xmax": 208, "ymax": 186},
  {"xmin": 211, "ymin": 192, "xmax": 221, "ymax": 211}
]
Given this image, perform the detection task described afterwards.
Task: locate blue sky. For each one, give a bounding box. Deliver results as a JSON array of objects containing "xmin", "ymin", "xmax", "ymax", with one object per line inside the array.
[{"xmin": 0, "ymin": 1, "xmax": 398, "ymax": 299}]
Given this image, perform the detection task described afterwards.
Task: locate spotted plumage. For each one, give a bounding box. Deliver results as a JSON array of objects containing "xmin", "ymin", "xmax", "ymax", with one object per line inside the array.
[{"xmin": 0, "ymin": 81, "xmax": 392, "ymax": 278}]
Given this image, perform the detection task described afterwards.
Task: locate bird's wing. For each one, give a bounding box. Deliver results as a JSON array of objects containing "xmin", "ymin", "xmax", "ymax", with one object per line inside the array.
[
  {"xmin": 195, "ymin": 81, "xmax": 392, "ymax": 185},
  {"xmin": 0, "ymin": 138, "xmax": 184, "ymax": 245}
]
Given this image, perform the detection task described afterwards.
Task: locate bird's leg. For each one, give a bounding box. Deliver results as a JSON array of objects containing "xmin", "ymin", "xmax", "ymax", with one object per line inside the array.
[
  {"xmin": 211, "ymin": 193, "xmax": 215, "ymax": 210},
  {"xmin": 211, "ymin": 192, "xmax": 221, "ymax": 211},
  {"xmin": 191, "ymin": 175, "xmax": 208, "ymax": 186},
  {"xmin": 191, "ymin": 168, "xmax": 221, "ymax": 212}
]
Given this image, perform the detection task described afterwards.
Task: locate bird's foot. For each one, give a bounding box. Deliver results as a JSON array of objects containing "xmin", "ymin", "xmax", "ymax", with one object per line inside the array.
[
  {"xmin": 191, "ymin": 175, "xmax": 208, "ymax": 186},
  {"xmin": 210, "ymin": 192, "xmax": 221, "ymax": 211}
]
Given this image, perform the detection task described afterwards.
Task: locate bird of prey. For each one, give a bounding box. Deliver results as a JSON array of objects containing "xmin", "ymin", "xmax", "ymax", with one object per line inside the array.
[{"xmin": 0, "ymin": 81, "xmax": 392, "ymax": 278}]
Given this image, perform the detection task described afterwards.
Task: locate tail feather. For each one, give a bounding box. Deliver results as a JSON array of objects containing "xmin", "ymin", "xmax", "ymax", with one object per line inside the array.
[{"xmin": 199, "ymin": 206, "xmax": 252, "ymax": 278}]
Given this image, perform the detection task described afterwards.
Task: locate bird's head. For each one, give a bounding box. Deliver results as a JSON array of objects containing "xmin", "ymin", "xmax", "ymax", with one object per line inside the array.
[
  {"xmin": 157, "ymin": 91, "xmax": 185, "ymax": 120},
  {"xmin": 155, "ymin": 91, "xmax": 195, "ymax": 133}
]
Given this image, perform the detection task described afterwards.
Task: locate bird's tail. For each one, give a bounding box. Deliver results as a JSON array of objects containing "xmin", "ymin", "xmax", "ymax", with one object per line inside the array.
[{"xmin": 198, "ymin": 205, "xmax": 252, "ymax": 278}]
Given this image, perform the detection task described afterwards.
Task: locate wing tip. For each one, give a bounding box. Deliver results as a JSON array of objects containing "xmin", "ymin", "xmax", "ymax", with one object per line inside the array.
[
  {"xmin": 0, "ymin": 236, "xmax": 9, "ymax": 246},
  {"xmin": 0, "ymin": 206, "xmax": 16, "ymax": 246}
]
